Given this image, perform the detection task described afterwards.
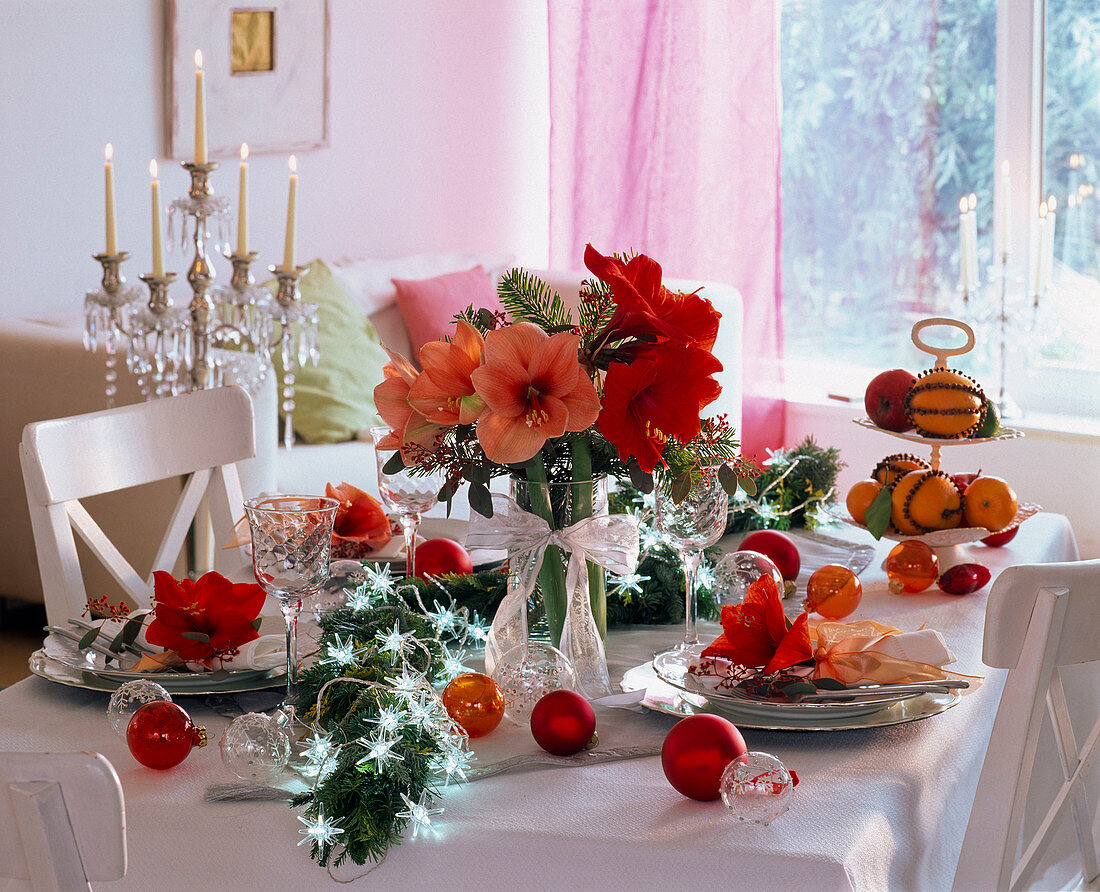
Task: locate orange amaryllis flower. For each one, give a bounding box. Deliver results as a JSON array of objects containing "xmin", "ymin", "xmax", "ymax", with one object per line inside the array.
[
  {"xmin": 702, "ymin": 575, "xmax": 813, "ymax": 673},
  {"xmin": 407, "ymin": 320, "xmax": 486, "ymax": 425},
  {"xmin": 597, "ymin": 344, "xmax": 722, "ymax": 473},
  {"xmin": 324, "ymin": 482, "xmax": 392, "ymax": 551},
  {"xmin": 469, "ymin": 322, "xmax": 601, "ymax": 464},
  {"xmin": 145, "ymin": 570, "xmax": 265, "ymax": 663},
  {"xmin": 373, "ymin": 347, "xmax": 448, "ymax": 461},
  {"xmin": 584, "ymin": 244, "xmax": 721, "ymax": 351}
]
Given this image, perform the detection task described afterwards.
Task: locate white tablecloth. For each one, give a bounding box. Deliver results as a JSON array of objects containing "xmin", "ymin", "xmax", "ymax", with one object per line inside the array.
[{"xmin": 0, "ymin": 513, "xmax": 1079, "ymax": 891}]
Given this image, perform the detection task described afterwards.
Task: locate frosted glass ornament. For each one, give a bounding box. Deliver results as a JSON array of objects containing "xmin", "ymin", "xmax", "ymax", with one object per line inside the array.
[
  {"xmin": 712, "ymin": 551, "xmax": 784, "ymax": 606},
  {"xmin": 491, "ymin": 641, "xmax": 576, "ymax": 726},
  {"xmin": 720, "ymin": 751, "xmax": 795, "ymax": 825},
  {"xmin": 219, "ymin": 712, "xmax": 291, "ymax": 782},
  {"xmin": 107, "ymin": 679, "xmax": 172, "ymax": 737}
]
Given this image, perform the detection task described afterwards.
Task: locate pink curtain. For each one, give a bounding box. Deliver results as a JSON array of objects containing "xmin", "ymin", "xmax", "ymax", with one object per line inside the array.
[{"xmin": 548, "ymin": 0, "xmax": 785, "ymax": 459}]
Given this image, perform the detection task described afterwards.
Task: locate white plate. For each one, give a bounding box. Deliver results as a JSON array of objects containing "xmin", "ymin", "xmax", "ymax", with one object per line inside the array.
[
  {"xmin": 359, "ymin": 516, "xmax": 505, "ymax": 567},
  {"xmin": 853, "ymin": 416, "xmax": 1024, "ymax": 445},
  {"xmin": 651, "ymin": 648, "xmax": 915, "ymax": 719},
  {"xmin": 840, "ymin": 502, "xmax": 1042, "ymax": 545},
  {"xmin": 621, "ymin": 662, "xmax": 960, "ymax": 731}
]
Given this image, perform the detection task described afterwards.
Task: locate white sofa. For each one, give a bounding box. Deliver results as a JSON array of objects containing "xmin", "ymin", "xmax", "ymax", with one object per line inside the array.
[{"xmin": 0, "ymin": 256, "xmax": 743, "ymax": 607}]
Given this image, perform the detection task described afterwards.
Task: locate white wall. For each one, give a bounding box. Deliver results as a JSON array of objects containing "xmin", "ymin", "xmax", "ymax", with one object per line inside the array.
[
  {"xmin": 786, "ymin": 399, "xmax": 1100, "ymax": 560},
  {"xmin": 0, "ymin": 0, "xmax": 550, "ymax": 319}
]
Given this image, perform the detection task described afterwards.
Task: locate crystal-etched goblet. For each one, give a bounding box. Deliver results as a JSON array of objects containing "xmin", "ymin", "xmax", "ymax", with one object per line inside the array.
[
  {"xmin": 371, "ymin": 427, "xmax": 444, "ymax": 578},
  {"xmin": 243, "ymin": 495, "xmax": 339, "ymax": 722},
  {"xmin": 655, "ymin": 470, "xmax": 729, "ymax": 649}
]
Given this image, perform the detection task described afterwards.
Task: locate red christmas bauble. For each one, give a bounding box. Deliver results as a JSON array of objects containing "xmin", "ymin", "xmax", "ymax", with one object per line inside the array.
[
  {"xmin": 442, "ymin": 672, "xmax": 505, "ymax": 738},
  {"xmin": 739, "ymin": 530, "xmax": 801, "ymax": 581},
  {"xmin": 414, "ymin": 538, "xmax": 473, "ymax": 579},
  {"xmin": 126, "ymin": 701, "xmax": 207, "ymax": 769},
  {"xmin": 661, "ymin": 714, "xmax": 747, "ymax": 801},
  {"xmin": 529, "ymin": 690, "xmax": 596, "ymax": 756}
]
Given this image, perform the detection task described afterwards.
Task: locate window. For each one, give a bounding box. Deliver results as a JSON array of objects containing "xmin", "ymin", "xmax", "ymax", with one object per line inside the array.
[{"xmin": 779, "ymin": 0, "xmax": 1100, "ymax": 419}]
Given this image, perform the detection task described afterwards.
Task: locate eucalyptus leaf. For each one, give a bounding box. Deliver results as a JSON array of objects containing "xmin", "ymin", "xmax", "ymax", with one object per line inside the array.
[
  {"xmin": 78, "ymin": 626, "xmax": 99, "ymax": 650},
  {"xmin": 813, "ymin": 677, "xmax": 847, "ymax": 690},
  {"xmin": 469, "ymin": 482, "xmax": 494, "ymax": 518},
  {"xmin": 718, "ymin": 463, "xmax": 739, "ymax": 496},
  {"xmin": 121, "ymin": 615, "xmax": 143, "ymax": 646},
  {"xmin": 864, "ymin": 486, "xmax": 893, "ymax": 539},
  {"xmin": 382, "ymin": 452, "xmax": 405, "ymax": 475},
  {"xmin": 251, "ymin": 617, "xmax": 263, "ymax": 631},
  {"xmin": 670, "ymin": 472, "xmax": 692, "ymax": 504},
  {"xmin": 628, "ymin": 459, "xmax": 654, "ymax": 494},
  {"xmin": 181, "ymin": 631, "xmax": 211, "ymax": 643},
  {"xmin": 737, "ymin": 475, "xmax": 759, "ymax": 497},
  {"xmin": 780, "ymin": 681, "xmax": 818, "ymax": 697}
]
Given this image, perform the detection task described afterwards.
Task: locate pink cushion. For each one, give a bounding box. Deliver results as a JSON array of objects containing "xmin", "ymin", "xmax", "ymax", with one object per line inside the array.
[{"xmin": 392, "ymin": 265, "xmax": 501, "ymax": 354}]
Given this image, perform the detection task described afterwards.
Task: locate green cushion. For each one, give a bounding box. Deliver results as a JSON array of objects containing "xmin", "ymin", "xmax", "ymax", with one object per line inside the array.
[{"xmin": 267, "ymin": 259, "xmax": 386, "ymax": 444}]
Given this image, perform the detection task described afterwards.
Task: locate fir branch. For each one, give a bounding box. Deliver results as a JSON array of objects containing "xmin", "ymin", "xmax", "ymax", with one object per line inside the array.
[{"xmin": 497, "ymin": 268, "xmax": 574, "ymax": 330}]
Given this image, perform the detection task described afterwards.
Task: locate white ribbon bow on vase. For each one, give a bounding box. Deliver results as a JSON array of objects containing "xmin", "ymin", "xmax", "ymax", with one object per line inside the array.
[{"xmin": 466, "ymin": 492, "xmax": 640, "ymax": 698}]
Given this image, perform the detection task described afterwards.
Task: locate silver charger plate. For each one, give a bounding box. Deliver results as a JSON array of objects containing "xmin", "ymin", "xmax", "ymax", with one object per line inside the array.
[
  {"xmin": 29, "ymin": 650, "xmax": 285, "ymax": 695},
  {"xmin": 622, "ymin": 661, "xmax": 961, "ymax": 731}
]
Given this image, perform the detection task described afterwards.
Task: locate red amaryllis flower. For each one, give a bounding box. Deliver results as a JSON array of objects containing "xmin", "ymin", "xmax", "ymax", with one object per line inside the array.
[
  {"xmin": 470, "ymin": 322, "xmax": 601, "ymax": 464},
  {"xmin": 373, "ymin": 347, "xmax": 449, "ymax": 462},
  {"xmin": 324, "ymin": 482, "xmax": 392, "ymax": 551},
  {"xmin": 702, "ymin": 575, "xmax": 812, "ymax": 673},
  {"xmin": 597, "ymin": 344, "xmax": 722, "ymax": 473},
  {"xmin": 145, "ymin": 571, "xmax": 265, "ymax": 663},
  {"xmin": 584, "ymin": 244, "xmax": 720, "ymax": 351}
]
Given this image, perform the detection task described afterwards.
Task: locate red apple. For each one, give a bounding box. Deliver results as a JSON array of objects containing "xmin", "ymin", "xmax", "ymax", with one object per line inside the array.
[
  {"xmin": 980, "ymin": 526, "xmax": 1019, "ymax": 547},
  {"xmin": 865, "ymin": 369, "xmax": 917, "ymax": 432},
  {"xmin": 413, "ymin": 538, "xmax": 473, "ymax": 578},
  {"xmin": 739, "ymin": 530, "xmax": 801, "ymax": 581},
  {"xmin": 951, "ymin": 472, "xmax": 980, "ymax": 494}
]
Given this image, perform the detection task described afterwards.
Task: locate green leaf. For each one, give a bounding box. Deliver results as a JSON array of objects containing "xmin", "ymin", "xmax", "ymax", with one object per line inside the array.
[
  {"xmin": 251, "ymin": 617, "xmax": 263, "ymax": 631},
  {"xmin": 437, "ymin": 478, "xmax": 461, "ymax": 503},
  {"xmin": 864, "ymin": 486, "xmax": 893, "ymax": 539},
  {"xmin": 469, "ymin": 482, "xmax": 494, "ymax": 518},
  {"xmin": 780, "ymin": 681, "xmax": 817, "ymax": 697},
  {"xmin": 813, "ymin": 677, "xmax": 847, "ymax": 690},
  {"xmin": 737, "ymin": 475, "xmax": 759, "ymax": 497},
  {"xmin": 78, "ymin": 626, "xmax": 99, "ymax": 650},
  {"xmin": 121, "ymin": 615, "xmax": 144, "ymax": 646},
  {"xmin": 210, "ymin": 669, "xmax": 229, "ymax": 681},
  {"xmin": 718, "ymin": 463, "xmax": 739, "ymax": 496},
  {"xmin": 382, "ymin": 452, "xmax": 405, "ymax": 475},
  {"xmin": 180, "ymin": 631, "xmax": 211, "ymax": 643}
]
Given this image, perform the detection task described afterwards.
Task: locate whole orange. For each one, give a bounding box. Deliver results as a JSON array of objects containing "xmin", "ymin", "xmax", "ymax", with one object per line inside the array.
[
  {"xmin": 890, "ymin": 469, "xmax": 964, "ymax": 535},
  {"xmin": 963, "ymin": 475, "xmax": 1018, "ymax": 532},
  {"xmin": 846, "ymin": 479, "xmax": 883, "ymax": 525}
]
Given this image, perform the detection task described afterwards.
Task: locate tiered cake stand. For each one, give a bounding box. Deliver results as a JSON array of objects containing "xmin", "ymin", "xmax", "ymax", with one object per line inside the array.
[{"xmin": 848, "ymin": 317, "xmax": 1038, "ymax": 567}]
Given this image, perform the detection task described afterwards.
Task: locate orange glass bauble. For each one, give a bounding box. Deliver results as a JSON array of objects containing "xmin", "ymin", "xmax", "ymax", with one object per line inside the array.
[
  {"xmin": 884, "ymin": 540, "xmax": 939, "ymax": 594},
  {"xmin": 804, "ymin": 564, "xmax": 862, "ymax": 619},
  {"xmin": 442, "ymin": 672, "xmax": 505, "ymax": 738}
]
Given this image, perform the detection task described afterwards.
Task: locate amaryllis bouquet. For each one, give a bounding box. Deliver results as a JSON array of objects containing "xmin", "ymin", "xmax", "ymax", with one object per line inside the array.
[{"xmin": 373, "ymin": 245, "xmax": 756, "ymax": 692}]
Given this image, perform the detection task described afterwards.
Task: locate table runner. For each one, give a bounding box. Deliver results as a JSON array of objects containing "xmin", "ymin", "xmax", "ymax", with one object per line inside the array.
[{"xmin": 0, "ymin": 513, "xmax": 1079, "ymax": 890}]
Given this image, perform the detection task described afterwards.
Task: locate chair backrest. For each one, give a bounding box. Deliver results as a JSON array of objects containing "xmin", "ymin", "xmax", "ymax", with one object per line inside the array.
[
  {"xmin": 20, "ymin": 386, "xmax": 256, "ymax": 627},
  {"xmin": 953, "ymin": 558, "xmax": 1100, "ymax": 891},
  {"xmin": 0, "ymin": 750, "xmax": 126, "ymax": 889}
]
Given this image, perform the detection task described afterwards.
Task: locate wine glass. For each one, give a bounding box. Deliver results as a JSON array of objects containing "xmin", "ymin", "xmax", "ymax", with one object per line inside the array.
[
  {"xmin": 371, "ymin": 426, "xmax": 445, "ymax": 578},
  {"xmin": 243, "ymin": 495, "xmax": 339, "ymax": 723},
  {"xmin": 655, "ymin": 470, "xmax": 729, "ymax": 650}
]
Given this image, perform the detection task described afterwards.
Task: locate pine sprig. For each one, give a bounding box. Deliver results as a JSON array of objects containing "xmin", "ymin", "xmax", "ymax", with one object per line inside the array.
[{"xmin": 497, "ymin": 267, "xmax": 574, "ymax": 330}]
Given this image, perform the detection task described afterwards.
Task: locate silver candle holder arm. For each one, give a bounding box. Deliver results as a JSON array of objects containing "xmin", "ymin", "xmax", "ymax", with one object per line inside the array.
[{"xmin": 84, "ymin": 252, "xmax": 143, "ymax": 408}]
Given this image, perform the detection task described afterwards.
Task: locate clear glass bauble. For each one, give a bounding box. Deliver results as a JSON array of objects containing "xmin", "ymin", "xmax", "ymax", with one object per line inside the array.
[
  {"xmin": 491, "ymin": 641, "xmax": 577, "ymax": 726},
  {"xmin": 719, "ymin": 751, "xmax": 795, "ymax": 825},
  {"xmin": 219, "ymin": 712, "xmax": 292, "ymax": 782},
  {"xmin": 711, "ymin": 551, "xmax": 784, "ymax": 606},
  {"xmin": 107, "ymin": 679, "xmax": 172, "ymax": 737}
]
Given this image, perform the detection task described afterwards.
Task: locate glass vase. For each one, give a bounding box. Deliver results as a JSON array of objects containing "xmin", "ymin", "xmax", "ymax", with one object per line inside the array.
[{"xmin": 509, "ymin": 477, "xmax": 609, "ymax": 649}]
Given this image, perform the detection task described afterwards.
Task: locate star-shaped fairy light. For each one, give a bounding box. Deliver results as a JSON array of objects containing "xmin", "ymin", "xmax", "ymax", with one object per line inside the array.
[
  {"xmin": 395, "ymin": 789, "xmax": 444, "ymax": 839},
  {"xmin": 385, "ymin": 666, "xmax": 428, "ymax": 699},
  {"xmin": 426, "ymin": 600, "xmax": 460, "ymax": 637},
  {"xmin": 608, "ymin": 571, "xmax": 650, "ymax": 597},
  {"xmin": 640, "ymin": 524, "xmax": 665, "ymax": 552},
  {"xmin": 436, "ymin": 746, "xmax": 475, "ymax": 786},
  {"xmin": 376, "ymin": 619, "xmax": 414, "ymax": 662},
  {"xmin": 464, "ymin": 612, "xmax": 490, "ymax": 648},
  {"xmin": 440, "ymin": 645, "xmax": 471, "ymax": 682},
  {"xmin": 372, "ymin": 704, "xmax": 406, "ymax": 736},
  {"xmin": 696, "ymin": 560, "xmax": 716, "ymax": 590},
  {"xmin": 406, "ymin": 693, "xmax": 448, "ymax": 731},
  {"xmin": 355, "ymin": 732, "xmax": 405, "ymax": 773},
  {"xmin": 319, "ymin": 634, "xmax": 366, "ymax": 668},
  {"xmin": 297, "ymin": 811, "xmax": 345, "ymax": 847},
  {"xmin": 298, "ymin": 731, "xmax": 340, "ymax": 780},
  {"xmin": 363, "ymin": 563, "xmax": 397, "ymax": 596},
  {"xmin": 345, "ymin": 582, "xmax": 376, "ymax": 612}
]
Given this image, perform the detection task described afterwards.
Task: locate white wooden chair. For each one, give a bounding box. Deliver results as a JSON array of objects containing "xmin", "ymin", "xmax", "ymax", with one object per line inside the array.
[
  {"xmin": 0, "ymin": 750, "xmax": 126, "ymax": 891},
  {"xmin": 19, "ymin": 386, "xmax": 256, "ymax": 628},
  {"xmin": 954, "ymin": 558, "xmax": 1100, "ymax": 891}
]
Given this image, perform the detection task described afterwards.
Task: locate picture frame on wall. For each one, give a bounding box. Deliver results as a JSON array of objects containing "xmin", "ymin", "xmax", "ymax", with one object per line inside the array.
[{"xmin": 166, "ymin": 0, "xmax": 330, "ymax": 159}]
